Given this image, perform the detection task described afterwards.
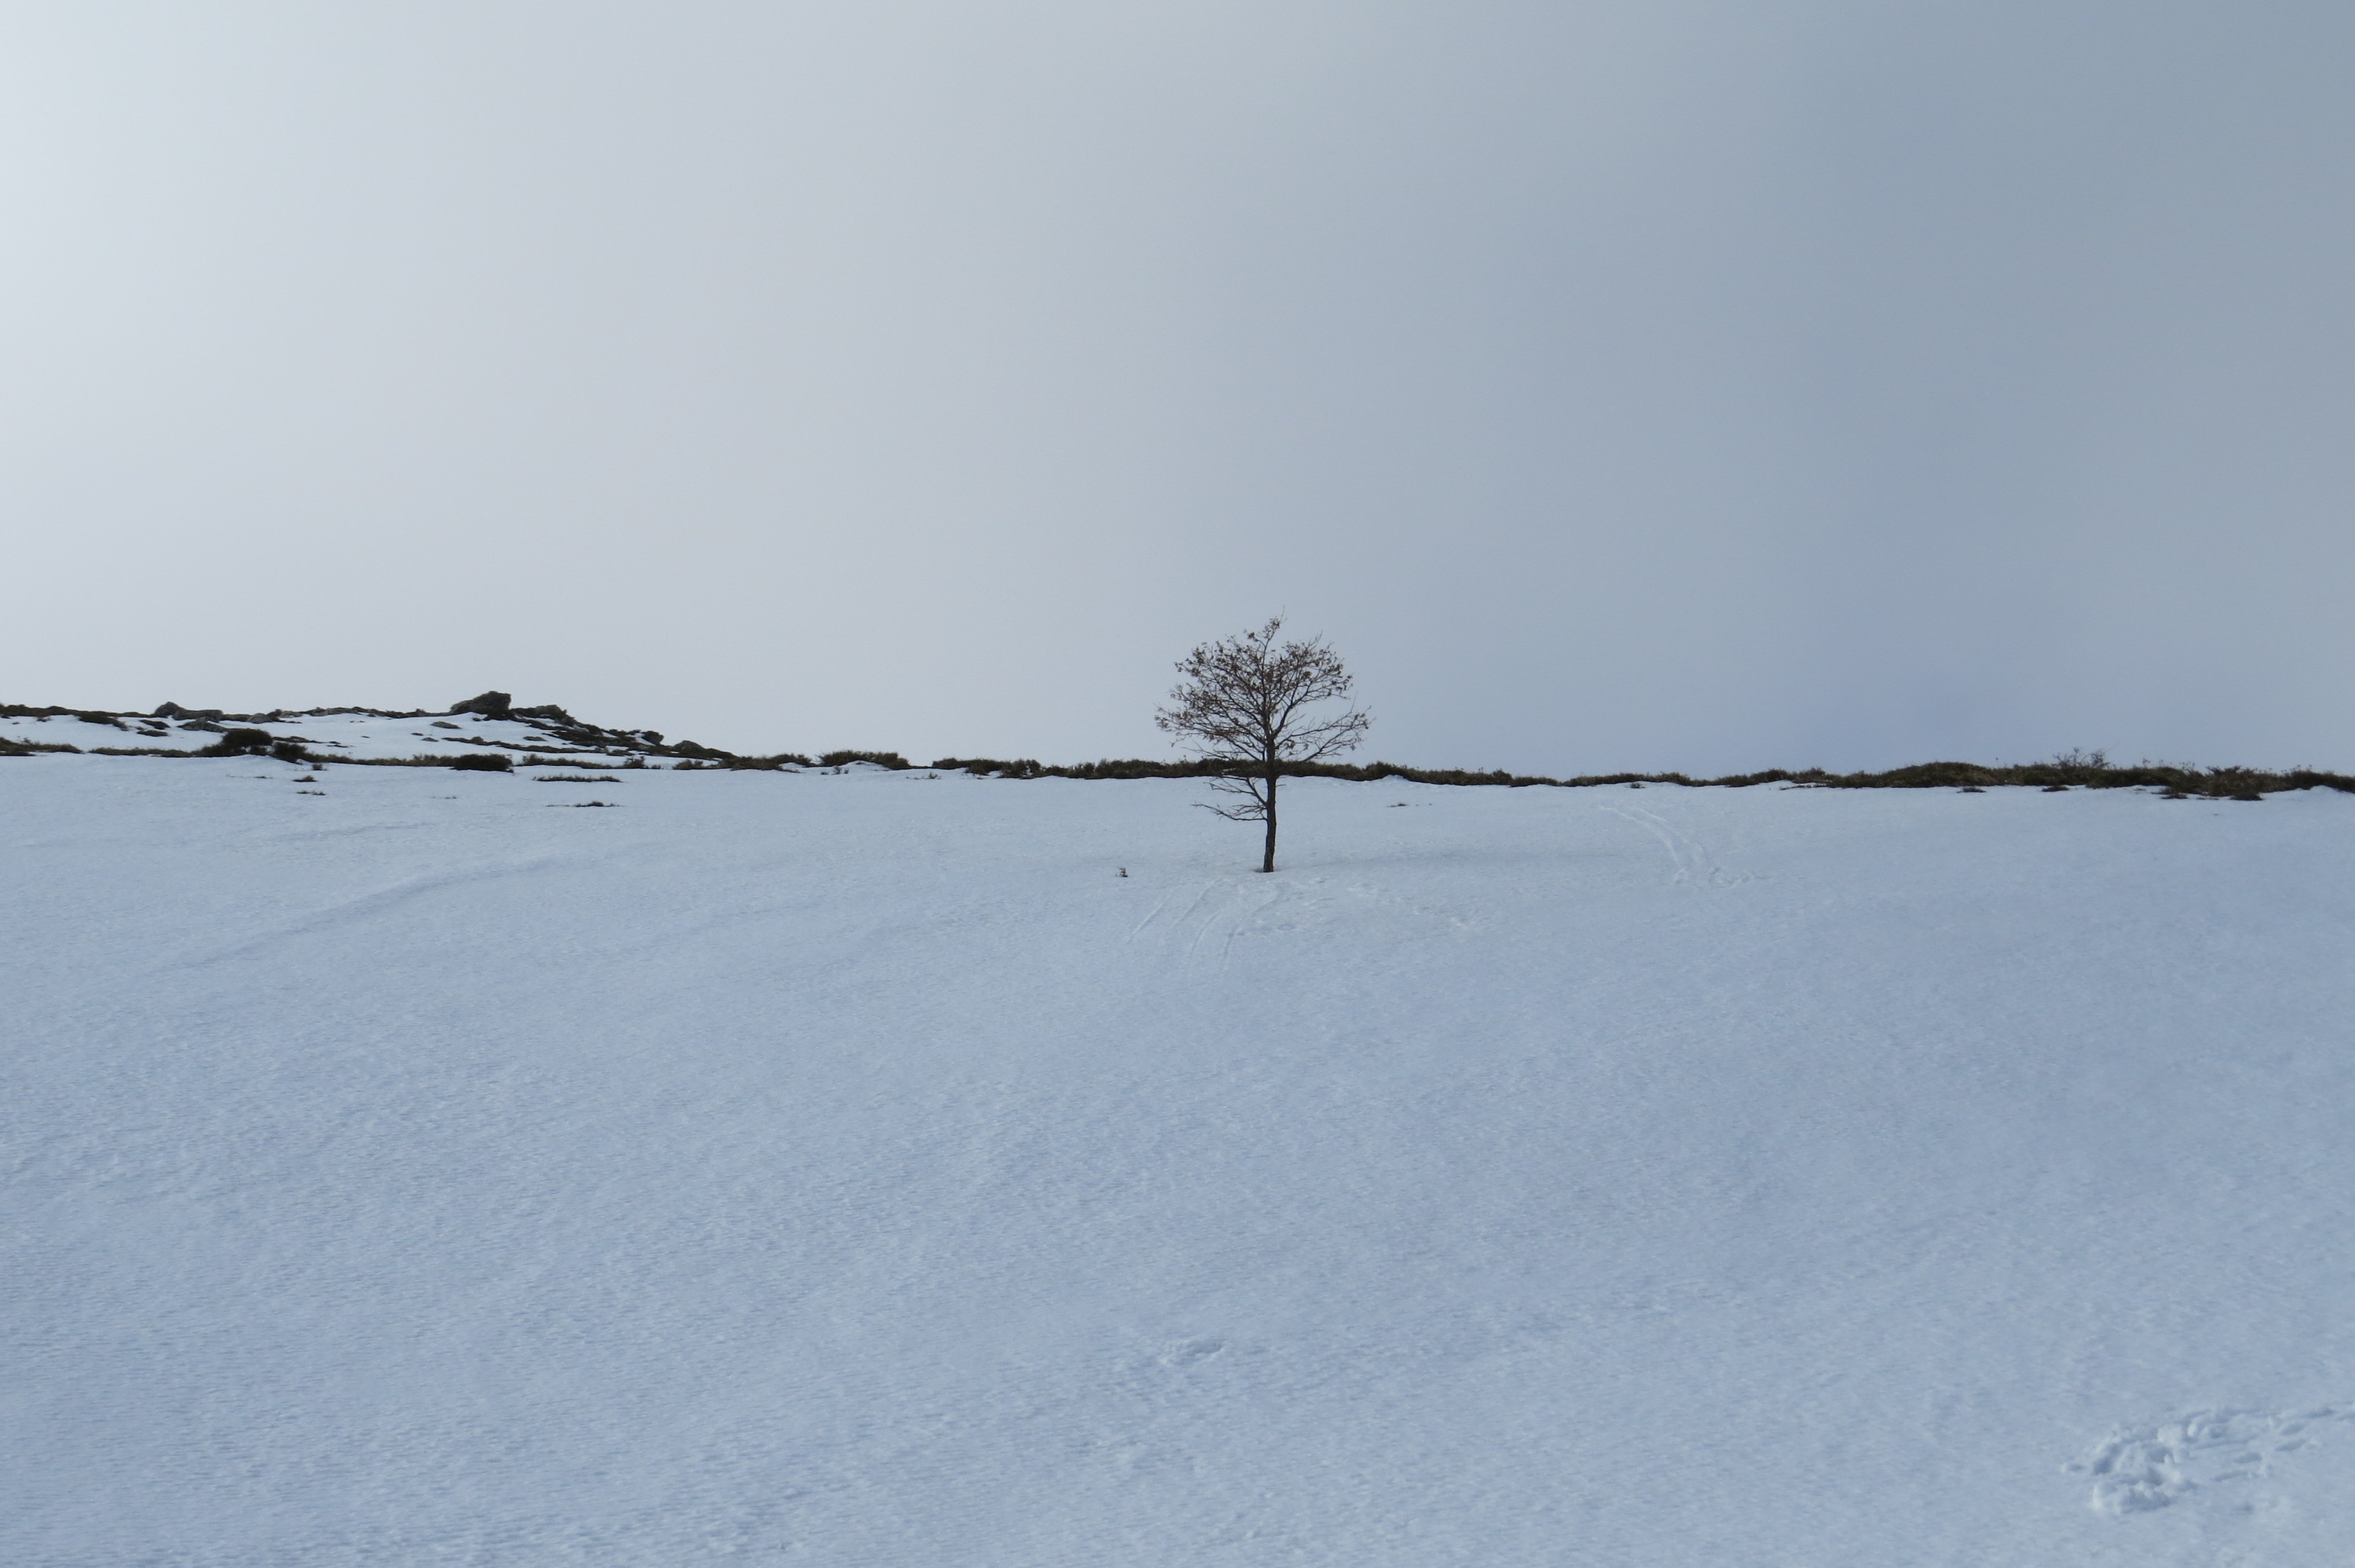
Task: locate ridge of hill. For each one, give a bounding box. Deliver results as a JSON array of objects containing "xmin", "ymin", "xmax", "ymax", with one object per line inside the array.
[
  {"xmin": 8, "ymin": 693, "xmax": 2353, "ymax": 797},
  {"xmin": 0, "ymin": 691, "xmax": 722, "ymax": 764}
]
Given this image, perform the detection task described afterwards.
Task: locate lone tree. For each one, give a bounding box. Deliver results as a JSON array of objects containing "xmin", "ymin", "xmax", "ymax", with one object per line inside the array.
[{"xmin": 1155, "ymin": 618, "xmax": 1371, "ymax": 873}]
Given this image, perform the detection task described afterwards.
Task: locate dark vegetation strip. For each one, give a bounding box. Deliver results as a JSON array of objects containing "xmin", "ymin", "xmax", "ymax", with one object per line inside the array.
[{"xmin": 887, "ymin": 753, "xmax": 2355, "ymax": 800}]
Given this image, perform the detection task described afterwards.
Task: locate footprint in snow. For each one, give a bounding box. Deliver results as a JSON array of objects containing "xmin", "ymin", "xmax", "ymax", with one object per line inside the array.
[
  {"xmin": 2071, "ymin": 1405, "xmax": 2353, "ymax": 1516},
  {"xmin": 1158, "ymin": 1338, "xmax": 1226, "ymax": 1367}
]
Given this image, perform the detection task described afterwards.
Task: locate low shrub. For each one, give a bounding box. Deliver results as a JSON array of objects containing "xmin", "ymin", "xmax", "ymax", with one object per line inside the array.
[
  {"xmin": 818, "ymin": 750, "xmax": 912, "ymax": 770},
  {"xmin": 198, "ymin": 728, "xmax": 274, "ymax": 757},
  {"xmin": 932, "ymin": 757, "xmax": 1044, "ymax": 778},
  {"xmin": 449, "ymin": 753, "xmax": 514, "ymax": 772}
]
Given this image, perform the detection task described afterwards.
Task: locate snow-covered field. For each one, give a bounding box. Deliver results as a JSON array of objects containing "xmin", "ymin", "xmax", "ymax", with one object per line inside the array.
[{"xmin": 7, "ymin": 752, "xmax": 2355, "ymax": 1565}]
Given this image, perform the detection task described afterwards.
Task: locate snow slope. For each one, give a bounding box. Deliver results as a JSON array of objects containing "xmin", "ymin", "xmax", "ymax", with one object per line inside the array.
[{"xmin": 6, "ymin": 754, "xmax": 2355, "ymax": 1566}]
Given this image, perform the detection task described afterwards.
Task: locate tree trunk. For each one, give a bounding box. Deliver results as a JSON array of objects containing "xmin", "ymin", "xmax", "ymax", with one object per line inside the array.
[{"xmin": 1261, "ymin": 768, "xmax": 1278, "ymax": 873}]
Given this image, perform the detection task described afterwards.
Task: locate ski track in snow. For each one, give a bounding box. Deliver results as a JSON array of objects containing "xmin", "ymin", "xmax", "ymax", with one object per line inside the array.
[
  {"xmin": 1132, "ymin": 873, "xmax": 1455, "ymax": 969},
  {"xmin": 1601, "ymin": 800, "xmax": 1752, "ymax": 886},
  {"xmin": 1127, "ymin": 877, "xmax": 1304, "ymax": 967}
]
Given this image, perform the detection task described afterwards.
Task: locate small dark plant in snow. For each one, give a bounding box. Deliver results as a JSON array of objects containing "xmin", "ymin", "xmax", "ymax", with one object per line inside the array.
[
  {"xmin": 2046, "ymin": 748, "xmax": 2111, "ymax": 786},
  {"xmin": 449, "ymin": 753, "xmax": 514, "ymax": 772}
]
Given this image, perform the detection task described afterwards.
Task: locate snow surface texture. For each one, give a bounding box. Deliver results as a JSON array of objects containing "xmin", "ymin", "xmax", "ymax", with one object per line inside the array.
[{"xmin": 7, "ymin": 755, "xmax": 2355, "ymax": 1566}]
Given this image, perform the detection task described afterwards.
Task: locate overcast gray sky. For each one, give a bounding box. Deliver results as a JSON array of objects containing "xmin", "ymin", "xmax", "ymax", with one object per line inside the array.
[{"xmin": 6, "ymin": 2, "xmax": 2350, "ymax": 774}]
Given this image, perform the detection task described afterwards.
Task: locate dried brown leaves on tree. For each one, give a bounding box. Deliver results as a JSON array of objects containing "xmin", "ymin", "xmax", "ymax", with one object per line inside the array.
[{"xmin": 1154, "ymin": 618, "xmax": 1370, "ymax": 873}]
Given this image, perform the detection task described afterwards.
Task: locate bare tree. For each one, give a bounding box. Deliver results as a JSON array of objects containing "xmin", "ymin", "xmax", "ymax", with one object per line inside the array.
[{"xmin": 1155, "ymin": 618, "xmax": 1371, "ymax": 873}]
